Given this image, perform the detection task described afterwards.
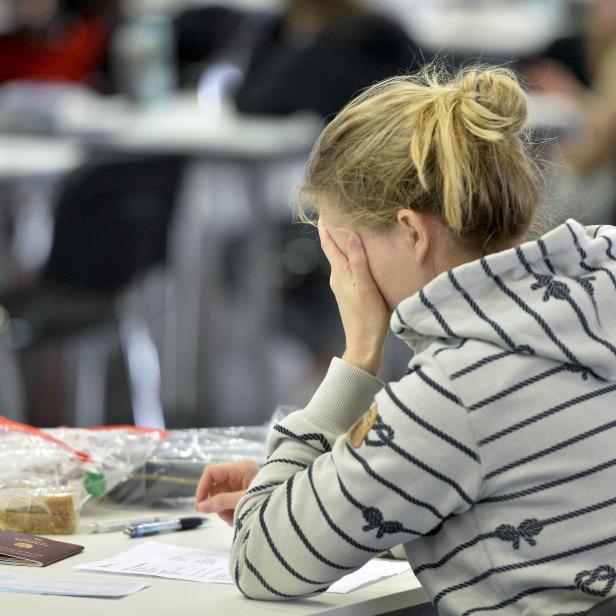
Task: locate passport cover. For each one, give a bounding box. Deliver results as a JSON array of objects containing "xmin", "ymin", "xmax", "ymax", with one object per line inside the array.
[{"xmin": 0, "ymin": 530, "xmax": 83, "ymax": 566}]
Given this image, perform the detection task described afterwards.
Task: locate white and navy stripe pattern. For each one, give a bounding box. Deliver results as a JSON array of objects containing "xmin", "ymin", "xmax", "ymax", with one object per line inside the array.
[{"xmin": 230, "ymin": 220, "xmax": 616, "ymax": 615}]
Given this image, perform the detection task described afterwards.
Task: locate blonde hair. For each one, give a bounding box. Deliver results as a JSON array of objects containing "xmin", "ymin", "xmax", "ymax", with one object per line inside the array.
[{"xmin": 301, "ymin": 66, "xmax": 540, "ymax": 251}]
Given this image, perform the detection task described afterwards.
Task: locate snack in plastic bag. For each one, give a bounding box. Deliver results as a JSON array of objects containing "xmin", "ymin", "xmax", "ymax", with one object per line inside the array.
[
  {"xmin": 0, "ymin": 417, "xmax": 165, "ymax": 534},
  {"xmin": 0, "ymin": 484, "xmax": 80, "ymax": 534},
  {"xmin": 0, "ymin": 417, "xmax": 88, "ymax": 534}
]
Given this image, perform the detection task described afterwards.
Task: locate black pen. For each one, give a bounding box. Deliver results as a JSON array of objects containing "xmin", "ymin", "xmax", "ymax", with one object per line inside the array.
[{"xmin": 124, "ymin": 517, "xmax": 205, "ymax": 538}]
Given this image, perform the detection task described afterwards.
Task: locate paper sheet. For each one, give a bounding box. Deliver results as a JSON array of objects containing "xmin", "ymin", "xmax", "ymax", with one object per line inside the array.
[
  {"xmin": 75, "ymin": 541, "xmax": 413, "ymax": 593},
  {"xmin": 0, "ymin": 573, "xmax": 148, "ymax": 598},
  {"xmin": 327, "ymin": 559, "xmax": 412, "ymax": 593},
  {"xmin": 75, "ymin": 542, "xmax": 233, "ymax": 584}
]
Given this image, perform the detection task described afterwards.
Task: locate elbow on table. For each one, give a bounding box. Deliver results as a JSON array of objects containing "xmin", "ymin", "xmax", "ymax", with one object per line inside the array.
[
  {"xmin": 229, "ymin": 549, "xmax": 272, "ymax": 601},
  {"xmin": 230, "ymin": 553, "xmax": 327, "ymax": 602},
  {"xmin": 231, "ymin": 557, "xmax": 285, "ymax": 601}
]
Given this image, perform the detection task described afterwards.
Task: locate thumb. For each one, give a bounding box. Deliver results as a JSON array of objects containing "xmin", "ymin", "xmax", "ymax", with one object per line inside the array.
[{"xmin": 197, "ymin": 490, "xmax": 245, "ymax": 514}]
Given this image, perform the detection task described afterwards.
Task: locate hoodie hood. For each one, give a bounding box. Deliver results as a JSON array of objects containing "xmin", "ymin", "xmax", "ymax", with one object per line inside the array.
[{"xmin": 392, "ymin": 220, "xmax": 616, "ymax": 381}]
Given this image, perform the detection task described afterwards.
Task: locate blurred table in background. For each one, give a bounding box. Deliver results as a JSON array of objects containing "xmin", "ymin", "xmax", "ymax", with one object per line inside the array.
[{"xmin": 0, "ymin": 137, "xmax": 83, "ymax": 180}]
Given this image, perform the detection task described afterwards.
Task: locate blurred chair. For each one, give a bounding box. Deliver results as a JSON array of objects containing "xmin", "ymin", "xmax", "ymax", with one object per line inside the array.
[{"xmin": 8, "ymin": 152, "xmax": 186, "ymax": 428}]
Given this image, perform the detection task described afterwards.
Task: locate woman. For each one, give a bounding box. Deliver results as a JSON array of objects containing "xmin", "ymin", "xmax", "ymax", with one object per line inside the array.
[{"xmin": 197, "ymin": 66, "xmax": 616, "ymax": 614}]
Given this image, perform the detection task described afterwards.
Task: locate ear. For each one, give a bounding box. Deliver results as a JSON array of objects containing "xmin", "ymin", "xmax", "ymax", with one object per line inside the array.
[{"xmin": 396, "ymin": 209, "xmax": 431, "ymax": 265}]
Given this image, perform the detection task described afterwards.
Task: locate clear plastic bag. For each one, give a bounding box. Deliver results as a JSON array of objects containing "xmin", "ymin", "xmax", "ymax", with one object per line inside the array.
[
  {"xmin": 0, "ymin": 418, "xmax": 165, "ymax": 534},
  {"xmin": 107, "ymin": 425, "xmax": 269, "ymax": 506},
  {"xmin": 108, "ymin": 405, "xmax": 297, "ymax": 507},
  {"xmin": 0, "ymin": 406, "xmax": 296, "ymax": 521},
  {"xmin": 45, "ymin": 426, "xmax": 165, "ymax": 498}
]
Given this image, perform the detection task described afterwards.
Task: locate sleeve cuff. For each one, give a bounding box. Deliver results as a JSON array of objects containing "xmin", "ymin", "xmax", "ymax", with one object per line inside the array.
[{"xmin": 299, "ymin": 357, "xmax": 383, "ymax": 435}]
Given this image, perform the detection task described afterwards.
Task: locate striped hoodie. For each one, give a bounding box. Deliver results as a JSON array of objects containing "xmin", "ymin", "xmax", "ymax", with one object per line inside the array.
[{"xmin": 230, "ymin": 219, "xmax": 616, "ymax": 615}]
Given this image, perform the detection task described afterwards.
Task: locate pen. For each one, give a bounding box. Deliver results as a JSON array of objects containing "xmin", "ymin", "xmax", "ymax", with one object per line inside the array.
[
  {"xmin": 124, "ymin": 517, "xmax": 205, "ymax": 538},
  {"xmin": 86, "ymin": 517, "xmax": 165, "ymax": 534}
]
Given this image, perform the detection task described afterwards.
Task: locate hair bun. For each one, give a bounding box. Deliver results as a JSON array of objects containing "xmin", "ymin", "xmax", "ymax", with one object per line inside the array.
[{"xmin": 453, "ymin": 67, "xmax": 528, "ymax": 141}]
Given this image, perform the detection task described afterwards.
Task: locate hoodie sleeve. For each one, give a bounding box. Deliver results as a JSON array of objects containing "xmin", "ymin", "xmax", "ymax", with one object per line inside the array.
[{"xmin": 230, "ymin": 355, "xmax": 483, "ymax": 600}]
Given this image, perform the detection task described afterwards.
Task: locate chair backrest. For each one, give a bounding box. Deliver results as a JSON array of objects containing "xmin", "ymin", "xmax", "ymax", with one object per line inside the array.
[
  {"xmin": 587, "ymin": 595, "xmax": 616, "ymax": 615},
  {"xmin": 44, "ymin": 152, "xmax": 185, "ymax": 292}
]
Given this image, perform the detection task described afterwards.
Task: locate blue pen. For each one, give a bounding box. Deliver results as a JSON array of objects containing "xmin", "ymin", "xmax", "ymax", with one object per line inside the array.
[{"xmin": 124, "ymin": 517, "xmax": 204, "ymax": 538}]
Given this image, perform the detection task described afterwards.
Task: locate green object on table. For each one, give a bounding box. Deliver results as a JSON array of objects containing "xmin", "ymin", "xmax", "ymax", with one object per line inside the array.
[{"xmin": 84, "ymin": 471, "xmax": 107, "ymax": 499}]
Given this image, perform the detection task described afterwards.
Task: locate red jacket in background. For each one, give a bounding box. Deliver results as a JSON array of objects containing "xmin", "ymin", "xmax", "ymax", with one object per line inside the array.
[{"xmin": 0, "ymin": 16, "xmax": 109, "ymax": 85}]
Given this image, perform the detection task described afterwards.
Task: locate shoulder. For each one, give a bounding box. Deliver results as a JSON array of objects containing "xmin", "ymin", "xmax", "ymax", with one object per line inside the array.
[
  {"xmin": 374, "ymin": 352, "xmax": 483, "ymax": 471},
  {"xmin": 383, "ymin": 350, "xmax": 468, "ymax": 418}
]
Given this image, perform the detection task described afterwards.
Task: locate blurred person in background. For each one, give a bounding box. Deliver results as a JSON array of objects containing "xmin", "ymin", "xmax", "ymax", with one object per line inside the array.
[
  {"xmin": 0, "ymin": 0, "xmax": 117, "ymax": 89},
  {"xmin": 525, "ymin": 0, "xmax": 616, "ymax": 223},
  {"xmin": 234, "ymin": 0, "xmax": 423, "ymax": 120}
]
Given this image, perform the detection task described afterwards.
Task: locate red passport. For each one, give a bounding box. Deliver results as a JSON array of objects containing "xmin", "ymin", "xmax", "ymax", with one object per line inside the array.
[{"xmin": 0, "ymin": 530, "xmax": 83, "ymax": 566}]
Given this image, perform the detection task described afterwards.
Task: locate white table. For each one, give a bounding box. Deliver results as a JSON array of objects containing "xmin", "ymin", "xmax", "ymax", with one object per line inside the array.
[
  {"xmin": 0, "ymin": 137, "xmax": 84, "ymax": 182},
  {"xmin": 105, "ymin": 94, "xmax": 320, "ymax": 156},
  {"xmin": 1, "ymin": 501, "xmax": 427, "ymax": 615}
]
